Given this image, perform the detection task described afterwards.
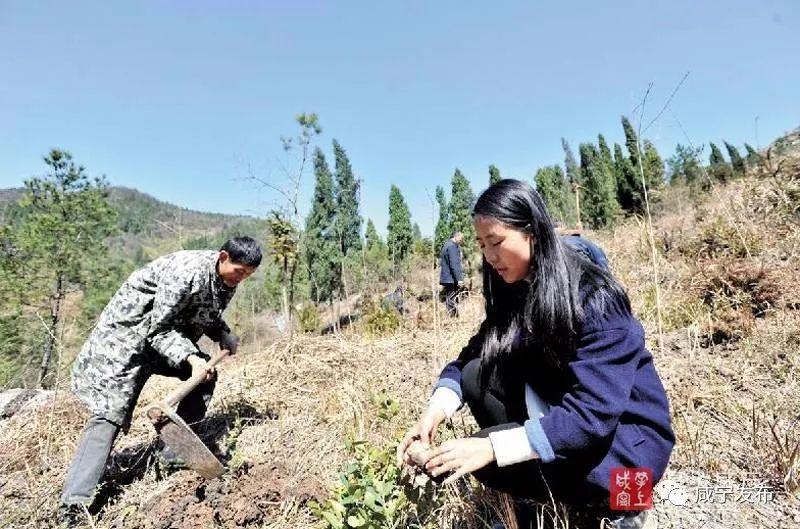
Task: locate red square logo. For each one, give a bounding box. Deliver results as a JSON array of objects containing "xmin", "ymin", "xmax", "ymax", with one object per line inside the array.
[{"xmin": 610, "ymin": 467, "xmax": 653, "ymax": 511}]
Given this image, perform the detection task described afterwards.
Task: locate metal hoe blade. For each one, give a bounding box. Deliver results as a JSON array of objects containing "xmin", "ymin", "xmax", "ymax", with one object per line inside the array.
[{"xmin": 151, "ymin": 403, "xmax": 224, "ymax": 479}]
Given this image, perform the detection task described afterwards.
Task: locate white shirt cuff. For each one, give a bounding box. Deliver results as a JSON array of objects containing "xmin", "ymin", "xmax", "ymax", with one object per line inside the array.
[
  {"xmin": 488, "ymin": 426, "xmax": 538, "ymax": 467},
  {"xmin": 429, "ymin": 387, "xmax": 462, "ymax": 419}
]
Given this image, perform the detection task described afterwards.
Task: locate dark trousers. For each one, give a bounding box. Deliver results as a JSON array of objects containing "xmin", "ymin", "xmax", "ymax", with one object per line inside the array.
[
  {"xmin": 61, "ymin": 359, "xmax": 214, "ymax": 506},
  {"xmin": 461, "ymin": 359, "xmax": 650, "ymax": 527},
  {"xmin": 461, "ymin": 358, "xmax": 553, "ymax": 499},
  {"xmin": 442, "ymin": 283, "xmax": 461, "ymax": 317}
]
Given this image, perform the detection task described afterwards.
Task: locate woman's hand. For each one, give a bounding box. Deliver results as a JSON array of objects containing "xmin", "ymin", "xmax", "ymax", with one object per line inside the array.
[
  {"xmin": 424, "ymin": 437, "xmax": 495, "ymax": 484},
  {"xmin": 396, "ymin": 406, "xmax": 447, "ymax": 467}
]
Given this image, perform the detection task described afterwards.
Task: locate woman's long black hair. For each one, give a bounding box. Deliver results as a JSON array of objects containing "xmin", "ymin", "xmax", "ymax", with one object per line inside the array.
[{"xmin": 473, "ymin": 179, "xmax": 630, "ymax": 377}]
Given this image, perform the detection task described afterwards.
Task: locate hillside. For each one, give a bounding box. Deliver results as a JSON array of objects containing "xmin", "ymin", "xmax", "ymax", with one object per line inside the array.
[
  {"xmin": 1, "ymin": 132, "xmax": 799, "ymax": 528},
  {"xmin": 0, "ymin": 185, "xmax": 265, "ymax": 256}
]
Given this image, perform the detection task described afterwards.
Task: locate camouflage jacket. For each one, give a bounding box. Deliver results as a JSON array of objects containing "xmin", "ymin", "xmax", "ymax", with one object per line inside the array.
[{"xmin": 71, "ymin": 250, "xmax": 236, "ymax": 425}]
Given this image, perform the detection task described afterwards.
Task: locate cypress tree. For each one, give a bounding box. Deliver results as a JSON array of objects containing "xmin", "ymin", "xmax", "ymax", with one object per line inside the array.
[
  {"xmin": 598, "ymin": 134, "xmax": 614, "ymax": 172},
  {"xmin": 535, "ymin": 165, "xmax": 568, "ymax": 223},
  {"xmin": 709, "ymin": 142, "xmax": 732, "ymax": 182},
  {"xmin": 387, "ymin": 185, "xmax": 413, "ymax": 265},
  {"xmin": 724, "ymin": 141, "xmax": 746, "ymax": 178},
  {"xmin": 622, "ymin": 116, "xmax": 641, "ymax": 168},
  {"xmin": 449, "ymin": 169, "xmax": 476, "ymax": 263},
  {"xmin": 580, "ymin": 143, "xmax": 618, "ymax": 228},
  {"xmin": 332, "ymin": 139, "xmax": 362, "ymax": 257},
  {"xmin": 434, "ymin": 185, "xmax": 451, "ymax": 255},
  {"xmin": 744, "ymin": 143, "xmax": 762, "ymax": 172},
  {"xmin": 305, "ymin": 148, "xmax": 341, "ymax": 303},
  {"xmin": 489, "ymin": 164, "xmax": 502, "ymax": 185},
  {"xmin": 365, "ymin": 218, "xmax": 382, "ymax": 251},
  {"xmin": 614, "ymin": 142, "xmax": 639, "ymax": 212},
  {"xmin": 562, "ymin": 138, "xmax": 581, "ymax": 186},
  {"xmin": 643, "ymin": 140, "xmax": 665, "ymax": 190}
]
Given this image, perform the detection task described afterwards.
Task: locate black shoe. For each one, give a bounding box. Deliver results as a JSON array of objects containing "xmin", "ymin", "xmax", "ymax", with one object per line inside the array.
[{"xmin": 58, "ymin": 503, "xmax": 87, "ymax": 528}]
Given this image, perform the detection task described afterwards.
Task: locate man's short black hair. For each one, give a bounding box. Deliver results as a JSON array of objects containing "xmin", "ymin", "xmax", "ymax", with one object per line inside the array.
[
  {"xmin": 220, "ymin": 236, "xmax": 262, "ymax": 267},
  {"xmin": 451, "ymin": 230, "xmax": 463, "ymax": 238}
]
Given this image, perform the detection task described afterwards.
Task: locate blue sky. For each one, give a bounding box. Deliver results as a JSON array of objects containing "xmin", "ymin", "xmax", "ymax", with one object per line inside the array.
[{"xmin": 1, "ymin": 1, "xmax": 798, "ymax": 235}]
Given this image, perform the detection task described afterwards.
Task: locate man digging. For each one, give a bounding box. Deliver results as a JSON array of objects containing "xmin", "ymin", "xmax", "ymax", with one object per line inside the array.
[{"xmin": 59, "ymin": 237, "xmax": 261, "ymax": 526}]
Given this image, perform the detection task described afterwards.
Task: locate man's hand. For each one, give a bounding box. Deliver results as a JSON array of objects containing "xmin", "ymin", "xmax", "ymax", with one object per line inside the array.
[
  {"xmin": 219, "ymin": 332, "xmax": 239, "ymax": 355},
  {"xmin": 424, "ymin": 437, "xmax": 495, "ymax": 484},
  {"xmin": 187, "ymin": 354, "xmax": 216, "ymax": 383},
  {"xmin": 396, "ymin": 406, "xmax": 447, "ymax": 467}
]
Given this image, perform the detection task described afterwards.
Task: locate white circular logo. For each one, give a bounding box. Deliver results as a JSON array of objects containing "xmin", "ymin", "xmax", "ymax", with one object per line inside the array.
[{"xmin": 656, "ymin": 480, "xmax": 690, "ymax": 506}]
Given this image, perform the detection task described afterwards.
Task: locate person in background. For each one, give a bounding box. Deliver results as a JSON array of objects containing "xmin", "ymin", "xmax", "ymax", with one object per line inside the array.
[
  {"xmin": 399, "ymin": 180, "xmax": 672, "ymax": 529},
  {"xmin": 439, "ymin": 231, "xmax": 464, "ymax": 317},
  {"xmin": 59, "ymin": 237, "xmax": 262, "ymax": 526},
  {"xmin": 555, "ymin": 221, "xmax": 610, "ymax": 271}
]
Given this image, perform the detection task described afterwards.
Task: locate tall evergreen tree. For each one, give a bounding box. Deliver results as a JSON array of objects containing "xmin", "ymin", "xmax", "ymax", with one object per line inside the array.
[
  {"xmin": 535, "ymin": 166, "xmax": 568, "ymax": 223},
  {"xmin": 666, "ymin": 144, "xmax": 703, "ymax": 186},
  {"xmin": 305, "ymin": 148, "xmax": 341, "ymax": 303},
  {"xmin": 449, "ymin": 169, "xmax": 476, "ymax": 263},
  {"xmin": 744, "ymin": 143, "xmax": 762, "ymax": 172},
  {"xmin": 614, "ymin": 142, "xmax": 640, "ymax": 212},
  {"xmin": 363, "ymin": 217, "xmax": 390, "ymax": 283},
  {"xmin": 412, "ymin": 222, "xmax": 422, "ymax": 242},
  {"xmin": 562, "ymin": 138, "xmax": 581, "ymax": 185},
  {"xmin": 621, "ymin": 116, "xmax": 641, "ymax": 168},
  {"xmin": 332, "ymin": 139, "xmax": 362, "ymax": 257},
  {"xmin": 598, "ymin": 134, "xmax": 614, "ymax": 171},
  {"xmin": 488, "ymin": 164, "xmax": 502, "ymax": 185},
  {"xmin": 580, "ymin": 143, "xmax": 619, "ymax": 228},
  {"xmin": 724, "ymin": 141, "xmax": 746, "ymax": 178},
  {"xmin": 364, "ymin": 218, "xmax": 383, "ymax": 251},
  {"xmin": 387, "ymin": 185, "xmax": 413, "ymax": 265},
  {"xmin": 434, "ymin": 185, "xmax": 451, "ymax": 255},
  {"xmin": 709, "ymin": 142, "xmax": 732, "ymax": 182},
  {"xmin": 11, "ymin": 150, "xmax": 118, "ymax": 383},
  {"xmin": 643, "ymin": 140, "xmax": 665, "ymax": 190}
]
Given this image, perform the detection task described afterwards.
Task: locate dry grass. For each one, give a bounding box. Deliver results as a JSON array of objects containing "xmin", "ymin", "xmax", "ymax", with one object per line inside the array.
[{"xmin": 1, "ymin": 150, "xmax": 799, "ymax": 528}]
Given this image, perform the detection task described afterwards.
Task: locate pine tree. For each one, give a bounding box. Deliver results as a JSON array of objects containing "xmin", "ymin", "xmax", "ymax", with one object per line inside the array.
[
  {"xmin": 535, "ymin": 166, "xmax": 568, "ymax": 223},
  {"xmin": 562, "ymin": 138, "xmax": 581, "ymax": 186},
  {"xmin": 643, "ymin": 140, "xmax": 665, "ymax": 189},
  {"xmin": 709, "ymin": 142, "xmax": 732, "ymax": 182},
  {"xmin": 666, "ymin": 144, "xmax": 703, "ymax": 186},
  {"xmin": 449, "ymin": 169, "xmax": 476, "ymax": 264},
  {"xmin": 434, "ymin": 185, "xmax": 451, "ymax": 255},
  {"xmin": 412, "ymin": 222, "xmax": 422, "ymax": 242},
  {"xmin": 387, "ymin": 185, "xmax": 413, "ymax": 266},
  {"xmin": 12, "ymin": 150, "xmax": 118, "ymax": 383},
  {"xmin": 580, "ymin": 143, "xmax": 618, "ymax": 228},
  {"xmin": 621, "ymin": 116, "xmax": 641, "ymax": 168},
  {"xmin": 488, "ymin": 164, "xmax": 502, "ymax": 185},
  {"xmin": 305, "ymin": 148, "xmax": 341, "ymax": 303},
  {"xmin": 332, "ymin": 140, "xmax": 362, "ymax": 257},
  {"xmin": 724, "ymin": 141, "xmax": 746, "ymax": 178}
]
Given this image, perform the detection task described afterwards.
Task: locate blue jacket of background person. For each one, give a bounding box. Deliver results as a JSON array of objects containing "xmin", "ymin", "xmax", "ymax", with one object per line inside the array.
[
  {"xmin": 439, "ymin": 239, "xmax": 463, "ymax": 285},
  {"xmin": 435, "ymin": 280, "xmax": 674, "ymax": 502},
  {"xmin": 563, "ymin": 234, "xmax": 610, "ymax": 270}
]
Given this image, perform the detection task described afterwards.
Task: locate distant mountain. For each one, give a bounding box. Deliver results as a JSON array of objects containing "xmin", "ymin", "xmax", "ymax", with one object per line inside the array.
[{"xmin": 0, "ymin": 185, "xmax": 266, "ymax": 259}]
